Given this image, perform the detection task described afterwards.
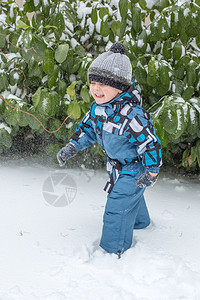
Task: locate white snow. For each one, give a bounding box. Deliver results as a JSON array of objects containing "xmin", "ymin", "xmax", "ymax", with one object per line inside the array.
[
  {"xmin": 176, "ymin": 108, "xmax": 182, "ymax": 130},
  {"xmin": 0, "ymin": 11, "xmax": 6, "ymax": 27},
  {"xmin": 69, "ymin": 74, "xmax": 76, "ymax": 82},
  {"xmin": 9, "ymin": 3, "xmax": 18, "ymax": 19},
  {"xmin": 146, "ymin": 0, "xmax": 159, "ymax": 9},
  {"xmin": 33, "ymin": 0, "xmax": 40, "ymax": 7},
  {"xmin": 70, "ymin": 38, "xmax": 79, "ymax": 49},
  {"xmin": 42, "ymin": 0, "xmax": 49, "ymax": 6},
  {"xmin": 0, "ymin": 122, "xmax": 11, "ymax": 133},
  {"xmin": 184, "ymin": 8, "xmax": 190, "ymax": 17},
  {"xmin": 42, "ymin": 97, "xmax": 48, "ymax": 110},
  {"xmin": 138, "ymin": 39, "xmax": 145, "ymax": 48},
  {"xmin": 190, "ymin": 107, "xmax": 196, "ymax": 123},
  {"xmin": 13, "ymin": 72, "xmax": 20, "ymax": 80},
  {"xmin": 0, "ymin": 158, "xmax": 199, "ymax": 300},
  {"xmin": 7, "ymin": 94, "xmax": 22, "ymax": 102}
]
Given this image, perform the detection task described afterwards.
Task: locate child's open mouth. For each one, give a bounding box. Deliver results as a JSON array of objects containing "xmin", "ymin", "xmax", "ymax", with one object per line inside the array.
[{"xmin": 95, "ymin": 94, "xmax": 104, "ymax": 98}]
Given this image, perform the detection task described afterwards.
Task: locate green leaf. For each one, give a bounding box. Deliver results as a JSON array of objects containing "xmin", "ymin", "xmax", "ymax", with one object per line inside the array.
[
  {"xmin": 191, "ymin": 145, "xmax": 197, "ymax": 163},
  {"xmin": 24, "ymin": 0, "xmax": 35, "ymax": 12},
  {"xmin": 156, "ymin": 63, "xmax": 170, "ymax": 95},
  {"xmin": 149, "ymin": 21, "xmax": 159, "ymax": 42},
  {"xmin": 18, "ymin": 110, "xmax": 30, "ymax": 127},
  {"xmin": 48, "ymin": 65, "xmax": 59, "ymax": 89},
  {"xmin": 65, "ymin": 9, "xmax": 77, "ymax": 25},
  {"xmin": 32, "ymin": 87, "xmax": 42, "ymax": 109},
  {"xmin": 28, "ymin": 59, "xmax": 43, "ymax": 78},
  {"xmin": 61, "ymin": 50, "xmax": 74, "ymax": 72},
  {"xmin": 9, "ymin": 32, "xmax": 20, "ymax": 53},
  {"xmin": 187, "ymin": 107, "xmax": 198, "ymax": 135},
  {"xmin": 0, "ymin": 28, "xmax": 6, "ymax": 49},
  {"xmin": 16, "ymin": 20, "xmax": 31, "ymax": 29},
  {"xmin": 49, "ymin": 118, "xmax": 67, "ymax": 139},
  {"xmin": 139, "ymin": 0, "xmax": 147, "ymax": 10},
  {"xmin": 158, "ymin": 17, "xmax": 170, "ymax": 40},
  {"xmin": 49, "ymin": 91, "xmax": 60, "ymax": 115},
  {"xmin": 182, "ymin": 148, "xmax": 190, "ymax": 167},
  {"xmin": 186, "ymin": 62, "xmax": 197, "ymax": 86},
  {"xmin": 171, "ymin": 106, "xmax": 187, "ymax": 139},
  {"xmin": 75, "ymin": 44, "xmax": 85, "ymax": 58},
  {"xmin": 68, "ymin": 101, "xmax": 81, "ymax": 119},
  {"xmin": 132, "ymin": 7, "xmax": 142, "ymax": 33},
  {"xmin": 50, "ymin": 12, "xmax": 65, "ymax": 39},
  {"xmin": 147, "ymin": 58, "xmax": 158, "ymax": 87},
  {"xmin": 44, "ymin": 25, "xmax": 58, "ymax": 30},
  {"xmin": 0, "ymin": 72, "xmax": 9, "ymax": 92},
  {"xmin": 188, "ymin": 97, "xmax": 200, "ymax": 114},
  {"xmin": 99, "ymin": 7, "xmax": 109, "ymax": 19},
  {"xmin": 9, "ymin": 69, "xmax": 23, "ymax": 86},
  {"xmin": 41, "ymin": 0, "xmax": 50, "ymax": 17},
  {"xmin": 182, "ymin": 86, "xmax": 194, "ymax": 101},
  {"xmin": 0, "ymin": 129, "xmax": 12, "ymax": 148},
  {"xmin": 162, "ymin": 40, "xmax": 172, "ymax": 60},
  {"xmin": 32, "ymin": 12, "xmax": 44, "ymax": 30},
  {"xmin": 180, "ymin": 27, "xmax": 189, "ymax": 45},
  {"xmin": 137, "ymin": 30, "xmax": 147, "ymax": 52},
  {"xmin": 91, "ymin": 7, "xmax": 98, "ymax": 24},
  {"xmin": 4, "ymin": 100, "xmax": 21, "ymax": 126},
  {"xmin": 58, "ymin": 80, "xmax": 67, "ymax": 98},
  {"xmin": 173, "ymin": 42, "xmax": 182, "ymax": 61},
  {"xmin": 100, "ymin": 20, "xmax": 110, "ymax": 37},
  {"xmin": 111, "ymin": 21, "xmax": 121, "ymax": 36},
  {"xmin": 43, "ymin": 48, "xmax": 54, "ymax": 75},
  {"xmin": 31, "ymin": 34, "xmax": 46, "ymax": 61},
  {"xmin": 28, "ymin": 110, "xmax": 47, "ymax": 130},
  {"xmin": 80, "ymin": 86, "xmax": 91, "ymax": 103},
  {"xmin": 196, "ymin": 33, "xmax": 200, "ymax": 49},
  {"xmin": 159, "ymin": 0, "xmax": 169, "ymax": 10},
  {"xmin": 134, "ymin": 66, "xmax": 147, "ymax": 85},
  {"xmin": 119, "ymin": 0, "xmax": 128, "ymax": 19},
  {"xmin": 153, "ymin": 118, "xmax": 168, "ymax": 146},
  {"xmin": 67, "ymin": 81, "xmax": 79, "ymax": 100},
  {"xmin": 172, "ymin": 79, "xmax": 184, "ymax": 95},
  {"xmin": 55, "ymin": 44, "xmax": 69, "ymax": 64},
  {"xmin": 175, "ymin": 59, "xmax": 185, "ymax": 80},
  {"xmin": 162, "ymin": 107, "xmax": 177, "ymax": 135},
  {"xmin": 37, "ymin": 89, "xmax": 59, "ymax": 116}
]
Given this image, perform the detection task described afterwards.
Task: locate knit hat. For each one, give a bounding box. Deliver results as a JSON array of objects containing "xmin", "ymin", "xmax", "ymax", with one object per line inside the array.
[{"xmin": 88, "ymin": 42, "xmax": 132, "ymax": 92}]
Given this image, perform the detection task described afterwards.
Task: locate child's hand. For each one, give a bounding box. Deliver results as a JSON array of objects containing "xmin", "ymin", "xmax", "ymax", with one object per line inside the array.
[
  {"xmin": 136, "ymin": 172, "xmax": 158, "ymax": 188},
  {"xmin": 57, "ymin": 143, "xmax": 77, "ymax": 167}
]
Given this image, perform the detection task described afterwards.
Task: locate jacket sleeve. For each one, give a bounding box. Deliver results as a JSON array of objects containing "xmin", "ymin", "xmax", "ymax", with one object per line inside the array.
[
  {"xmin": 125, "ymin": 108, "xmax": 162, "ymax": 173},
  {"xmin": 69, "ymin": 107, "xmax": 97, "ymax": 152}
]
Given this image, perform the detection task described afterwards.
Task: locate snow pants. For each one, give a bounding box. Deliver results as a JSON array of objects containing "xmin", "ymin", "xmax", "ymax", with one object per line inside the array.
[{"xmin": 100, "ymin": 162, "xmax": 150, "ymax": 254}]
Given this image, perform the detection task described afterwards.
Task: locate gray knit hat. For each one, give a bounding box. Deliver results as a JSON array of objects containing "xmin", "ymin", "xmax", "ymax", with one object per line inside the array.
[{"xmin": 88, "ymin": 42, "xmax": 132, "ymax": 92}]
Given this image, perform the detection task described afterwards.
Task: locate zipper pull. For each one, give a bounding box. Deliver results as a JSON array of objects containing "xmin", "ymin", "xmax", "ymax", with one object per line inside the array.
[{"xmin": 117, "ymin": 250, "xmax": 121, "ymax": 259}]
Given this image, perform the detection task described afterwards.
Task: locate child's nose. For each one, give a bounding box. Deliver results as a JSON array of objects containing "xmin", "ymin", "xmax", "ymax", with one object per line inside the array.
[{"xmin": 94, "ymin": 84, "xmax": 100, "ymax": 91}]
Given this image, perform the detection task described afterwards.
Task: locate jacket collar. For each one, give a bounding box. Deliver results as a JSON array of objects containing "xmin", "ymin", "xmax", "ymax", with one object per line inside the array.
[{"xmin": 96, "ymin": 83, "xmax": 142, "ymax": 117}]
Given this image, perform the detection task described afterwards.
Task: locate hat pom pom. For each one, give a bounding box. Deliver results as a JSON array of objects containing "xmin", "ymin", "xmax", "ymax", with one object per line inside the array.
[{"xmin": 110, "ymin": 42, "xmax": 126, "ymax": 54}]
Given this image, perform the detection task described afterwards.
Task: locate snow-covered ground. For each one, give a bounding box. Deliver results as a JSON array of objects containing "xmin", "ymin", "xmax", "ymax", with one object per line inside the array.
[{"xmin": 0, "ymin": 157, "xmax": 200, "ymax": 300}]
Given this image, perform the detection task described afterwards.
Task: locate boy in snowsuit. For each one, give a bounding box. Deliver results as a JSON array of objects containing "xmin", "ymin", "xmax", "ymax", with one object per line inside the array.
[{"xmin": 57, "ymin": 42, "xmax": 162, "ymax": 258}]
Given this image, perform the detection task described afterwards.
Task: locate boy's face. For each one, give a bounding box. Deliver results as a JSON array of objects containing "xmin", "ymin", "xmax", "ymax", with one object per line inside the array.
[{"xmin": 90, "ymin": 81, "xmax": 122, "ymax": 104}]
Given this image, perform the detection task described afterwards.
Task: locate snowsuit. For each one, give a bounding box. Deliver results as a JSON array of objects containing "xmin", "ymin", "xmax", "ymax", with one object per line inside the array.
[{"xmin": 70, "ymin": 84, "xmax": 162, "ymax": 254}]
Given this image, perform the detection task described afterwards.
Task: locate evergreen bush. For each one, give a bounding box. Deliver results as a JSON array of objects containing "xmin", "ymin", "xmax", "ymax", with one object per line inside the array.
[{"xmin": 0, "ymin": 0, "xmax": 199, "ymax": 172}]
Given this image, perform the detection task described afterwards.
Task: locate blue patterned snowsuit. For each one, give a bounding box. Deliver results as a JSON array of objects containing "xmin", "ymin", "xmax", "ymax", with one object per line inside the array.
[{"xmin": 70, "ymin": 84, "xmax": 162, "ymax": 254}]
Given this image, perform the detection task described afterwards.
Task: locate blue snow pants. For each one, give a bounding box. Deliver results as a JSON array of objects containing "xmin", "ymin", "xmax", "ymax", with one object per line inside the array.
[{"xmin": 100, "ymin": 161, "xmax": 150, "ymax": 254}]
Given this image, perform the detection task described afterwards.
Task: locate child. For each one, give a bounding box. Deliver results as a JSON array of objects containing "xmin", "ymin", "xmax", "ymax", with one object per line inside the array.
[{"xmin": 57, "ymin": 42, "xmax": 162, "ymax": 258}]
